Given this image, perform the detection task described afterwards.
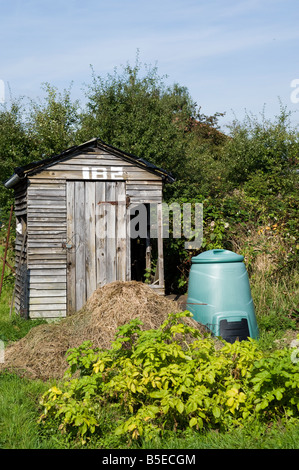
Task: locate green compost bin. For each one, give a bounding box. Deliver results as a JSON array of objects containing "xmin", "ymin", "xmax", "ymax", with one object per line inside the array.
[{"xmin": 186, "ymin": 249, "xmax": 259, "ymax": 343}]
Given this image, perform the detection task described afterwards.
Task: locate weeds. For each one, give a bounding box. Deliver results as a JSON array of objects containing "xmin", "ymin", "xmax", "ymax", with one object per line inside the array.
[{"xmin": 38, "ymin": 313, "xmax": 299, "ymax": 446}]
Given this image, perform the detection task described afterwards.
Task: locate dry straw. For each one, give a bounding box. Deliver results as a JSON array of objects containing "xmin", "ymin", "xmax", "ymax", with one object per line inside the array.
[{"xmin": 1, "ymin": 281, "xmax": 205, "ymax": 381}]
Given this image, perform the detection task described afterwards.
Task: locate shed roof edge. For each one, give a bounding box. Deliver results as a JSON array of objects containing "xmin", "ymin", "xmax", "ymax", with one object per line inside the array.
[{"xmin": 4, "ymin": 138, "xmax": 175, "ymax": 188}]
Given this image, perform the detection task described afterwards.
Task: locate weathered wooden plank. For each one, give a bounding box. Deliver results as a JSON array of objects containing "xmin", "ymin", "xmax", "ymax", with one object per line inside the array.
[
  {"xmin": 106, "ymin": 182, "xmax": 116, "ymax": 283},
  {"xmin": 149, "ymin": 285, "xmax": 165, "ymax": 295},
  {"xmin": 15, "ymin": 201, "xmax": 27, "ymax": 211},
  {"xmin": 27, "ymin": 248, "xmax": 66, "ymax": 255},
  {"xmin": 52, "ymin": 161, "xmax": 134, "ymax": 169},
  {"xmin": 29, "ymin": 268, "xmax": 66, "ymax": 276},
  {"xmin": 29, "ymin": 303, "xmax": 66, "ymax": 312},
  {"xmin": 30, "ymin": 296, "xmax": 66, "ymax": 305},
  {"xmin": 30, "ymin": 264, "xmax": 65, "ymax": 270},
  {"xmin": 27, "ymin": 225, "xmax": 66, "ymax": 232},
  {"xmin": 27, "ymin": 184, "xmax": 66, "ymax": 191},
  {"xmin": 15, "ymin": 209, "xmax": 27, "ymax": 216},
  {"xmin": 14, "ymin": 200, "xmax": 27, "ymax": 209},
  {"xmin": 28, "ymin": 213, "xmax": 66, "ymax": 219},
  {"xmin": 67, "ymin": 151, "xmax": 146, "ymax": 163},
  {"xmin": 28, "ymin": 208, "xmax": 67, "ymax": 214},
  {"xmin": 126, "ymin": 180, "xmax": 163, "ymax": 186},
  {"xmin": 28, "ymin": 242, "xmax": 64, "ymax": 248},
  {"xmin": 85, "ymin": 181, "xmax": 97, "ymax": 299},
  {"xmin": 128, "ymin": 197, "xmax": 162, "ymax": 204},
  {"xmin": 14, "ymin": 198, "xmax": 27, "ymax": 207},
  {"xmin": 75, "ymin": 181, "xmax": 86, "ymax": 311},
  {"xmin": 95, "ymin": 181, "xmax": 106, "ymax": 288},
  {"xmin": 27, "ymin": 187, "xmax": 66, "ymax": 196},
  {"xmin": 28, "ymin": 244, "xmax": 64, "ymax": 251},
  {"xmin": 74, "ymin": 152, "xmax": 128, "ymax": 159},
  {"xmin": 27, "ymin": 187, "xmax": 65, "ymax": 194},
  {"xmin": 28, "ymin": 230, "xmax": 66, "ymax": 236},
  {"xmin": 27, "ymin": 200, "xmax": 66, "ymax": 207},
  {"xmin": 30, "ymin": 275, "xmax": 66, "ymax": 283},
  {"xmin": 27, "ymin": 218, "xmax": 67, "ymax": 225},
  {"xmin": 126, "ymin": 182, "xmax": 163, "ymax": 189},
  {"xmin": 30, "ymin": 229, "xmax": 66, "ymax": 239},
  {"xmin": 28, "ymin": 183, "xmax": 66, "ymax": 190},
  {"xmin": 29, "ymin": 311, "xmax": 66, "ymax": 319},
  {"xmin": 29, "ymin": 309, "xmax": 66, "ymax": 318},
  {"xmin": 28, "ymin": 178, "xmax": 66, "ymax": 185},
  {"xmin": 27, "ymin": 217, "xmax": 66, "ymax": 227},
  {"xmin": 116, "ymin": 182, "xmax": 127, "ymax": 281},
  {"xmin": 126, "ymin": 190, "xmax": 161, "ymax": 197},
  {"xmin": 66, "ymin": 181, "xmax": 76, "ymax": 314},
  {"xmin": 30, "ymin": 289, "xmax": 66, "ymax": 297},
  {"xmin": 31, "ymin": 282, "xmax": 66, "ymax": 290},
  {"xmin": 30, "ymin": 303, "xmax": 67, "ymax": 310},
  {"xmin": 28, "ymin": 255, "xmax": 66, "ymax": 262},
  {"xmin": 15, "ymin": 241, "xmax": 27, "ymax": 250},
  {"xmin": 30, "ymin": 169, "xmax": 162, "ymax": 181},
  {"xmin": 15, "ymin": 198, "xmax": 27, "ymax": 207},
  {"xmin": 27, "ymin": 227, "xmax": 67, "ymax": 234},
  {"xmin": 30, "ymin": 241, "xmax": 66, "ymax": 248}
]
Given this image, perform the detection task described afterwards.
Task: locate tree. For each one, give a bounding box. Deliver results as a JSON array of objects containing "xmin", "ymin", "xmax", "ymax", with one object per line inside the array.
[
  {"xmin": 26, "ymin": 83, "xmax": 81, "ymax": 160},
  {"xmin": 78, "ymin": 58, "xmax": 197, "ymax": 180},
  {"xmin": 0, "ymin": 84, "xmax": 81, "ymax": 223},
  {"xmin": 223, "ymin": 105, "xmax": 299, "ymax": 189},
  {"xmin": 0, "ymin": 100, "xmax": 32, "ymax": 219}
]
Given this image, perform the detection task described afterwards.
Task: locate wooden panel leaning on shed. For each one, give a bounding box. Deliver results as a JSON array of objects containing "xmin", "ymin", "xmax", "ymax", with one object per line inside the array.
[{"xmin": 4, "ymin": 138, "xmax": 174, "ymax": 320}]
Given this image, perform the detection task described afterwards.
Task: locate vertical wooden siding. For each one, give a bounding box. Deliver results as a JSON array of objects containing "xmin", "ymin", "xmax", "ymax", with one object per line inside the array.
[{"xmin": 66, "ymin": 180, "xmax": 127, "ymax": 312}]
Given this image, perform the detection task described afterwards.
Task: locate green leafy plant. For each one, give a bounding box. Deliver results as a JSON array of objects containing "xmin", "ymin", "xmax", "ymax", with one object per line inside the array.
[{"xmin": 38, "ymin": 312, "xmax": 299, "ymax": 445}]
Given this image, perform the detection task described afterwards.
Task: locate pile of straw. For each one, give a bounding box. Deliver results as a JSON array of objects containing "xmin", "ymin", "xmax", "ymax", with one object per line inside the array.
[{"xmin": 1, "ymin": 281, "xmax": 204, "ymax": 381}]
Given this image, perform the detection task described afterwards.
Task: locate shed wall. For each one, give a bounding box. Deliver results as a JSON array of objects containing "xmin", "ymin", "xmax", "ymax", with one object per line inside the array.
[
  {"xmin": 31, "ymin": 150, "xmax": 163, "ymax": 183},
  {"xmin": 25, "ymin": 149, "xmax": 164, "ymax": 319},
  {"xmin": 27, "ymin": 180, "xmax": 67, "ymax": 318},
  {"xmin": 14, "ymin": 181, "xmax": 28, "ymax": 315}
]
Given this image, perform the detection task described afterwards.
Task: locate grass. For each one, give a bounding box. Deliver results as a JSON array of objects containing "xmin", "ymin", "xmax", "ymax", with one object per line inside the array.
[
  {"xmin": 0, "ymin": 372, "xmax": 55, "ymax": 449},
  {"xmin": 0, "ymin": 287, "xmax": 47, "ymax": 346},
  {"xmin": 138, "ymin": 421, "xmax": 299, "ymax": 449},
  {"xmin": 0, "ymin": 371, "xmax": 298, "ymax": 450},
  {"xmin": 251, "ymin": 271, "xmax": 299, "ymax": 351}
]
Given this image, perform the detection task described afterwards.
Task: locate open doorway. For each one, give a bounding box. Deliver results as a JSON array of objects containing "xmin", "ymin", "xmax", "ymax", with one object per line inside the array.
[{"xmin": 130, "ymin": 203, "xmax": 158, "ymax": 284}]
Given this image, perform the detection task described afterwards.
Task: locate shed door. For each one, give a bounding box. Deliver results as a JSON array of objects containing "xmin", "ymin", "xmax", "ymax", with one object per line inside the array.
[{"xmin": 66, "ymin": 181, "xmax": 127, "ymax": 313}]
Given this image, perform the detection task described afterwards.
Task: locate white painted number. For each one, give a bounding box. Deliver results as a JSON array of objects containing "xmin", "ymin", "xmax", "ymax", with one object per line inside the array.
[
  {"xmin": 82, "ymin": 166, "xmax": 124, "ymax": 180},
  {"xmin": 92, "ymin": 168, "xmax": 108, "ymax": 179},
  {"xmin": 111, "ymin": 167, "xmax": 124, "ymax": 179}
]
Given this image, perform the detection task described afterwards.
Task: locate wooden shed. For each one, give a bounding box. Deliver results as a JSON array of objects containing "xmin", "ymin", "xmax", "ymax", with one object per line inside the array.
[{"xmin": 4, "ymin": 138, "xmax": 174, "ymax": 319}]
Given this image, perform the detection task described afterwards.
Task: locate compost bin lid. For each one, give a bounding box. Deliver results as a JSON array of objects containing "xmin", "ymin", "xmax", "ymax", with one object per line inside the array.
[{"xmin": 191, "ymin": 249, "xmax": 244, "ymax": 264}]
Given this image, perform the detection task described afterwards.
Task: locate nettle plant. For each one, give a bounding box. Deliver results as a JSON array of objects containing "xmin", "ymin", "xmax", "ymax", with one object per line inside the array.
[{"xmin": 39, "ymin": 312, "xmax": 299, "ymax": 443}]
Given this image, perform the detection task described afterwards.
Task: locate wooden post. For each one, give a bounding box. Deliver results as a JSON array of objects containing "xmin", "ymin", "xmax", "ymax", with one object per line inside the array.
[
  {"xmin": 145, "ymin": 204, "xmax": 152, "ymax": 273},
  {"xmin": 157, "ymin": 202, "xmax": 164, "ymax": 293},
  {"xmin": 0, "ymin": 205, "xmax": 13, "ymax": 297}
]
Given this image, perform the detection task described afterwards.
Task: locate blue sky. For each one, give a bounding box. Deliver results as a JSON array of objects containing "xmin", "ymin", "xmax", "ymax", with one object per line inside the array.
[{"xmin": 1, "ymin": 0, "xmax": 299, "ymax": 132}]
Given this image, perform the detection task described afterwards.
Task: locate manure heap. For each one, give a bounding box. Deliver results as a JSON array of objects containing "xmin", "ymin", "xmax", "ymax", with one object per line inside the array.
[{"xmin": 1, "ymin": 281, "xmax": 204, "ymax": 380}]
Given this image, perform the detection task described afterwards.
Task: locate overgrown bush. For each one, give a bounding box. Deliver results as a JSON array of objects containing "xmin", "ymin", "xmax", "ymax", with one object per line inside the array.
[{"xmin": 38, "ymin": 312, "xmax": 299, "ymax": 445}]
